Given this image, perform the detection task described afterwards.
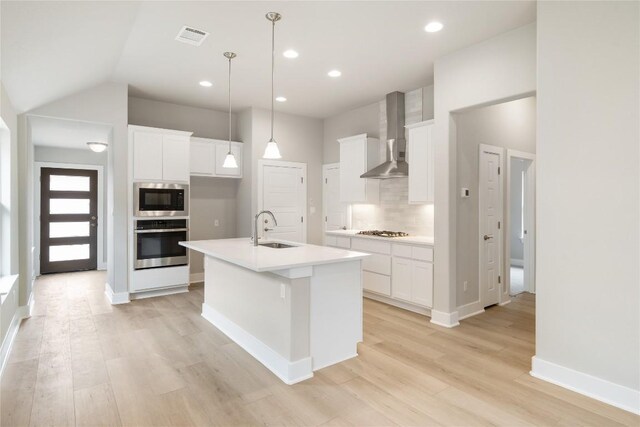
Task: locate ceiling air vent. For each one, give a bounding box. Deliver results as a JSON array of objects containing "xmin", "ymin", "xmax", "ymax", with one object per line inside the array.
[{"xmin": 175, "ymin": 26, "xmax": 209, "ymax": 46}]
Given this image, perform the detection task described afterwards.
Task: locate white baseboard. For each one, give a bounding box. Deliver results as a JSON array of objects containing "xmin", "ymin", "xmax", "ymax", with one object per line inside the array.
[
  {"xmin": 129, "ymin": 285, "xmax": 189, "ymax": 300},
  {"xmin": 189, "ymin": 272, "xmax": 204, "ymax": 284},
  {"xmin": 510, "ymin": 258, "xmax": 524, "ymax": 267},
  {"xmin": 104, "ymin": 284, "xmax": 130, "ymax": 305},
  {"xmin": 430, "ymin": 309, "xmax": 460, "ymax": 328},
  {"xmin": 363, "ymin": 291, "xmax": 430, "ymax": 316},
  {"xmin": 531, "ymin": 356, "xmax": 640, "ymax": 415},
  {"xmin": 201, "ymin": 302, "xmax": 313, "ymax": 385},
  {"xmin": 457, "ymin": 300, "xmax": 485, "ymax": 320},
  {"xmin": 499, "ymin": 299, "xmax": 512, "ymax": 306}
]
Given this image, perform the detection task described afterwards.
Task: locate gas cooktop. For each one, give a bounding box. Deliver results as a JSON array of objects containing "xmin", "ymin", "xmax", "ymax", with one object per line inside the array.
[{"xmin": 357, "ymin": 230, "xmax": 409, "ymax": 238}]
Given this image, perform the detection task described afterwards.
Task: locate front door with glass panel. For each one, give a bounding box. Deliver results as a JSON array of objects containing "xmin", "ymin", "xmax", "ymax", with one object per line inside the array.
[{"xmin": 40, "ymin": 168, "xmax": 98, "ymax": 273}]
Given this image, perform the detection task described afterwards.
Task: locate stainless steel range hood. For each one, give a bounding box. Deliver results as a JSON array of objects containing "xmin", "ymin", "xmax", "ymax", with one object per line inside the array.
[{"xmin": 360, "ymin": 91, "xmax": 408, "ymax": 179}]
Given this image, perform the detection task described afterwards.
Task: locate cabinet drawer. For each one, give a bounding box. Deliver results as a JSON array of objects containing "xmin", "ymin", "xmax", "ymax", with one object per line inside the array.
[
  {"xmin": 392, "ymin": 243, "xmax": 433, "ymax": 262},
  {"xmin": 352, "ymin": 238, "xmax": 391, "ymax": 255},
  {"xmin": 412, "ymin": 246, "xmax": 433, "ymax": 262},
  {"xmin": 363, "ymin": 271, "xmax": 391, "ymax": 296},
  {"xmin": 335, "ymin": 236, "xmax": 351, "ymax": 249},
  {"xmin": 392, "ymin": 244, "xmax": 412, "ymax": 258},
  {"xmin": 325, "ymin": 235, "xmax": 337, "ymax": 247},
  {"xmin": 362, "ymin": 253, "xmax": 391, "ymax": 275}
]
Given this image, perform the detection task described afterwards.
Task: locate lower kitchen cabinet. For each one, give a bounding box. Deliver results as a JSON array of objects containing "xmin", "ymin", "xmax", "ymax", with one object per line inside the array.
[{"xmin": 363, "ymin": 270, "xmax": 391, "ymax": 295}]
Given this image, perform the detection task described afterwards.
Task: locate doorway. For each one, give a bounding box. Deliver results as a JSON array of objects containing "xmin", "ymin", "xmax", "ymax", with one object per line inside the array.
[
  {"xmin": 322, "ymin": 163, "xmax": 349, "ymax": 239},
  {"xmin": 39, "ymin": 166, "xmax": 99, "ymax": 274},
  {"xmin": 506, "ymin": 150, "xmax": 535, "ymax": 295},
  {"xmin": 257, "ymin": 160, "xmax": 307, "ymax": 243},
  {"xmin": 479, "ymin": 144, "xmax": 504, "ymax": 308}
]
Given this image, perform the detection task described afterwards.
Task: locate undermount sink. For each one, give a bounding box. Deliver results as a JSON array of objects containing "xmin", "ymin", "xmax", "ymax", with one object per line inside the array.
[{"xmin": 259, "ymin": 242, "xmax": 297, "ymax": 249}]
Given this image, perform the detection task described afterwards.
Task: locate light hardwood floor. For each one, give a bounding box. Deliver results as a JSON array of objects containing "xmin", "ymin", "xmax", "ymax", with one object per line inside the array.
[{"xmin": 1, "ymin": 271, "xmax": 638, "ymax": 426}]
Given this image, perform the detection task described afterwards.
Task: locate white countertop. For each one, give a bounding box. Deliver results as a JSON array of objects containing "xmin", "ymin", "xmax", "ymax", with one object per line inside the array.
[
  {"xmin": 180, "ymin": 238, "xmax": 369, "ymax": 273},
  {"xmin": 326, "ymin": 230, "xmax": 434, "ymax": 246}
]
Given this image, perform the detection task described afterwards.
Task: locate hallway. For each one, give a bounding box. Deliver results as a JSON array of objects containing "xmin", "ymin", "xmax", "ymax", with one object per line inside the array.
[{"xmin": 1, "ymin": 272, "xmax": 637, "ymax": 426}]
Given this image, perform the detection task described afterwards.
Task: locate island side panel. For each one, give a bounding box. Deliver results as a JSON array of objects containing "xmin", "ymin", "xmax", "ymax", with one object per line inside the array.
[
  {"xmin": 202, "ymin": 256, "xmax": 313, "ymax": 384},
  {"xmin": 309, "ymin": 260, "xmax": 363, "ymax": 371}
]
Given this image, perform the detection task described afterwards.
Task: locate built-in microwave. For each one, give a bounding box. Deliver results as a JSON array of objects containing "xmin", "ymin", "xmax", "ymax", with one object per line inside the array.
[{"xmin": 134, "ymin": 183, "xmax": 188, "ymax": 217}]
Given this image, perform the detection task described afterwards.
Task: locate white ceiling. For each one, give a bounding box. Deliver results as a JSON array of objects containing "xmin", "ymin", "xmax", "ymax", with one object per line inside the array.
[
  {"xmin": 2, "ymin": 1, "xmax": 536, "ymax": 118},
  {"xmin": 30, "ymin": 116, "xmax": 112, "ymax": 150}
]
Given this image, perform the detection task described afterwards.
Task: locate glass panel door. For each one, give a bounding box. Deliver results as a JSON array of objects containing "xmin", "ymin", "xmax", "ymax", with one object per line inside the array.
[{"xmin": 40, "ymin": 167, "xmax": 98, "ymax": 274}]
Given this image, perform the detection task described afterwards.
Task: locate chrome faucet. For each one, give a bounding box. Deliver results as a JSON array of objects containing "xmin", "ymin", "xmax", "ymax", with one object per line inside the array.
[{"xmin": 253, "ymin": 210, "xmax": 278, "ymax": 246}]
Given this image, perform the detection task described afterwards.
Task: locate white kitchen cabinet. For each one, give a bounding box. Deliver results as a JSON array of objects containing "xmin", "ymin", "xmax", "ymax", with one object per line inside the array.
[
  {"xmin": 189, "ymin": 137, "xmax": 243, "ymax": 178},
  {"xmin": 190, "ymin": 138, "xmax": 216, "ymax": 175},
  {"xmin": 363, "ymin": 271, "xmax": 391, "ymax": 296},
  {"xmin": 391, "ymin": 257, "xmax": 412, "ymax": 301},
  {"xmin": 162, "ymin": 135, "xmax": 190, "ymax": 182},
  {"xmin": 406, "ymin": 120, "xmax": 435, "ymax": 204},
  {"xmin": 130, "ymin": 126, "xmax": 192, "ymax": 183},
  {"xmin": 338, "ymin": 134, "xmax": 379, "ymax": 203},
  {"xmin": 411, "ymin": 260, "xmax": 433, "ymax": 307},
  {"xmin": 132, "ymin": 131, "xmax": 163, "ymax": 181}
]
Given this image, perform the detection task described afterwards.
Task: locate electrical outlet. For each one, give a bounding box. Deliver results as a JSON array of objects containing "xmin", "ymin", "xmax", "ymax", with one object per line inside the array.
[
  {"xmin": 214, "ymin": 219, "xmax": 219, "ymax": 227},
  {"xmin": 463, "ymin": 281, "xmax": 468, "ymax": 292},
  {"xmin": 280, "ymin": 283, "xmax": 286, "ymax": 299}
]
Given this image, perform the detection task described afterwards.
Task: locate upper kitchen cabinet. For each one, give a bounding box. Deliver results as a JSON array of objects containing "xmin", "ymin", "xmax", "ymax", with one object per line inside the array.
[
  {"xmin": 130, "ymin": 125, "xmax": 192, "ymax": 183},
  {"xmin": 406, "ymin": 120, "xmax": 435, "ymax": 204},
  {"xmin": 338, "ymin": 134, "xmax": 380, "ymax": 203},
  {"xmin": 190, "ymin": 137, "xmax": 243, "ymax": 178}
]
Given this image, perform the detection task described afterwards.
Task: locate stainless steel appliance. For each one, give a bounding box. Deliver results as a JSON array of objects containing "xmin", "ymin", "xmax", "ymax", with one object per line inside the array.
[
  {"xmin": 360, "ymin": 91, "xmax": 408, "ymax": 179},
  {"xmin": 134, "ymin": 183, "xmax": 189, "ymax": 217},
  {"xmin": 357, "ymin": 230, "xmax": 409, "ymax": 238},
  {"xmin": 134, "ymin": 219, "xmax": 188, "ymax": 269}
]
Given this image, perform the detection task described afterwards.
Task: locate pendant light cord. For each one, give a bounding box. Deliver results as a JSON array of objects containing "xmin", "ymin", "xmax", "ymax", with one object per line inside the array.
[
  {"xmin": 228, "ymin": 55, "xmax": 232, "ymax": 153},
  {"xmin": 270, "ymin": 18, "xmax": 275, "ymax": 141}
]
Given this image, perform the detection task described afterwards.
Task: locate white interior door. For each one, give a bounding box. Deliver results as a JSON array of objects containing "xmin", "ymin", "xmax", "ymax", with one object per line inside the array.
[
  {"xmin": 479, "ymin": 146, "xmax": 503, "ymax": 308},
  {"xmin": 522, "ymin": 159, "xmax": 535, "ymax": 293},
  {"xmin": 260, "ymin": 161, "xmax": 306, "ymax": 243},
  {"xmin": 323, "ymin": 164, "xmax": 348, "ymax": 233}
]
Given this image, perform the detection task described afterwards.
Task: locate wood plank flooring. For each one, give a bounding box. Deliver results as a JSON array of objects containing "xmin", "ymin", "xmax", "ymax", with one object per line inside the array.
[{"xmin": 1, "ymin": 271, "xmax": 638, "ymax": 426}]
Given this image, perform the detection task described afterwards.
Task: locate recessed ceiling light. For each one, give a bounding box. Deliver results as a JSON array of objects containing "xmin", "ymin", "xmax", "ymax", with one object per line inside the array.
[
  {"xmin": 275, "ymin": 96, "xmax": 287, "ymax": 102},
  {"xmin": 327, "ymin": 70, "xmax": 342, "ymax": 78},
  {"xmin": 283, "ymin": 50, "xmax": 299, "ymax": 59},
  {"xmin": 199, "ymin": 80, "xmax": 213, "ymax": 87},
  {"xmin": 424, "ymin": 22, "xmax": 443, "ymax": 33}
]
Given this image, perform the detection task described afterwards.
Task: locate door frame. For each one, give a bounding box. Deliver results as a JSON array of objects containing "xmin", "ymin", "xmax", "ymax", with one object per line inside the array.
[
  {"xmin": 505, "ymin": 149, "xmax": 536, "ymax": 295},
  {"xmin": 478, "ymin": 144, "xmax": 505, "ymax": 307},
  {"xmin": 257, "ymin": 159, "xmax": 307, "ymax": 243},
  {"xmin": 322, "ymin": 163, "xmax": 351, "ymax": 245},
  {"xmin": 35, "ymin": 162, "xmax": 105, "ymax": 276}
]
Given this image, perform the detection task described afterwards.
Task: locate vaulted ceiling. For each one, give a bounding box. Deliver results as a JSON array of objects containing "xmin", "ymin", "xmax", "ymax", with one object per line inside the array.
[{"xmin": 1, "ymin": 1, "xmax": 536, "ymax": 118}]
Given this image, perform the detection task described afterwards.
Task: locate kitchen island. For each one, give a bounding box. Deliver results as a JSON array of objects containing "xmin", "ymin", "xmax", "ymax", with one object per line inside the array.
[{"xmin": 180, "ymin": 238, "xmax": 369, "ymax": 384}]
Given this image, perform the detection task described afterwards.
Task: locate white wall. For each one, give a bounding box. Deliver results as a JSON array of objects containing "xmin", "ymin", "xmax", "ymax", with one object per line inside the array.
[
  {"xmin": 0, "ymin": 81, "xmax": 21, "ymax": 349},
  {"xmin": 509, "ymin": 158, "xmax": 527, "ymax": 262},
  {"xmin": 433, "ymin": 23, "xmax": 536, "ymax": 324},
  {"xmin": 323, "ymin": 102, "xmax": 380, "ymax": 164},
  {"xmin": 236, "ymin": 109, "xmax": 253, "ymax": 238},
  {"xmin": 33, "ymin": 146, "xmax": 109, "ymax": 267},
  {"xmin": 534, "ymin": 1, "xmax": 639, "ymax": 413},
  {"xmin": 128, "ymin": 97, "xmax": 237, "ymax": 140},
  {"xmin": 28, "ymin": 83, "xmax": 129, "ymax": 296},
  {"xmin": 128, "ymin": 97, "xmax": 240, "ymax": 277},
  {"xmin": 239, "ymin": 108, "xmax": 324, "ymax": 244},
  {"xmin": 455, "ymin": 97, "xmax": 536, "ymax": 307}
]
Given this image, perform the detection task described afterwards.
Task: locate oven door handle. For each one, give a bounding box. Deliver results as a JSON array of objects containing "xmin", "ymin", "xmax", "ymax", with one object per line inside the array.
[{"xmin": 134, "ymin": 228, "xmax": 189, "ymax": 234}]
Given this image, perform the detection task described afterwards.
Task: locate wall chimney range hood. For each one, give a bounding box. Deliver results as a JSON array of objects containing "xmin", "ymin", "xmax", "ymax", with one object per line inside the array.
[{"xmin": 360, "ymin": 91, "xmax": 408, "ymax": 179}]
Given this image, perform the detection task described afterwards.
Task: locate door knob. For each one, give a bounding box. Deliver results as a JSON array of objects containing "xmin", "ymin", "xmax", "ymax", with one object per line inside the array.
[
  {"xmin": 483, "ymin": 234, "xmax": 493, "ymax": 241},
  {"xmin": 91, "ymin": 223, "xmax": 96, "ymax": 227},
  {"xmin": 91, "ymin": 216, "xmax": 96, "ymax": 220},
  {"xmin": 264, "ymin": 227, "xmax": 273, "ymax": 232}
]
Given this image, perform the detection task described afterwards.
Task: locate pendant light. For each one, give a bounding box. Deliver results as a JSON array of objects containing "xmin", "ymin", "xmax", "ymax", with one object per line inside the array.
[
  {"xmin": 222, "ymin": 51, "xmax": 239, "ymax": 169},
  {"xmin": 263, "ymin": 12, "xmax": 282, "ymax": 159}
]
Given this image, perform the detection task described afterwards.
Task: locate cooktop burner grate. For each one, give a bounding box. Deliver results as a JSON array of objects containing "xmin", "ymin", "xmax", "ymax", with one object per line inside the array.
[{"xmin": 357, "ymin": 230, "xmax": 409, "ymax": 238}]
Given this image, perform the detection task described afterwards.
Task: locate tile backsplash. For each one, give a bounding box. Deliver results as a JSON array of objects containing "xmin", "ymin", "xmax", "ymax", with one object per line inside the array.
[
  {"xmin": 351, "ymin": 179, "xmax": 434, "ymax": 236},
  {"xmin": 351, "ymin": 87, "xmax": 434, "ymax": 237}
]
